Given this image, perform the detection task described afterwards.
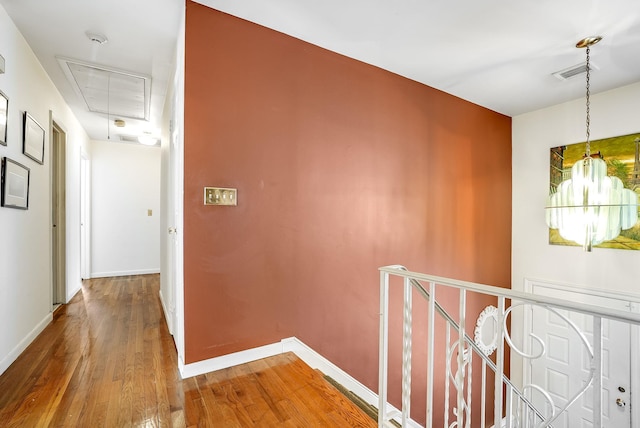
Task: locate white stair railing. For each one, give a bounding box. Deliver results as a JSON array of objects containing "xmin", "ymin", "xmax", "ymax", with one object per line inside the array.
[{"xmin": 378, "ymin": 265, "xmax": 640, "ymax": 428}]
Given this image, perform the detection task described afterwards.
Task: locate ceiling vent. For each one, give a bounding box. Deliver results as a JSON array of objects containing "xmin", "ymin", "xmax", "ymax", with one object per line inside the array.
[
  {"xmin": 118, "ymin": 134, "xmax": 140, "ymax": 143},
  {"xmin": 57, "ymin": 57, "xmax": 150, "ymax": 120},
  {"xmin": 552, "ymin": 61, "xmax": 599, "ymax": 81},
  {"xmin": 118, "ymin": 134, "xmax": 159, "ymax": 146}
]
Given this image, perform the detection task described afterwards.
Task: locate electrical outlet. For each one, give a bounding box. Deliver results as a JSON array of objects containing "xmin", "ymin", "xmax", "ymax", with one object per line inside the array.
[{"xmin": 204, "ymin": 187, "xmax": 237, "ymax": 206}]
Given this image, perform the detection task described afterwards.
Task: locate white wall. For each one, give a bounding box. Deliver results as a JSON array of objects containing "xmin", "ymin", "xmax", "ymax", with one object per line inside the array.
[
  {"xmin": 0, "ymin": 5, "xmax": 91, "ymax": 375},
  {"xmin": 512, "ymin": 81, "xmax": 640, "ymax": 388},
  {"xmin": 513, "ymin": 81, "xmax": 640, "ymax": 295},
  {"xmin": 90, "ymin": 140, "xmax": 161, "ymax": 277}
]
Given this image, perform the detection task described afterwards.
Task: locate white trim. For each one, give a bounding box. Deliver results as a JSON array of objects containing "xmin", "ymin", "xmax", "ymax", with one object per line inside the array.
[
  {"xmin": 631, "ymin": 324, "xmax": 640, "ymax": 428},
  {"xmin": 90, "ymin": 269, "xmax": 160, "ymax": 278},
  {"xmin": 524, "ymin": 278, "xmax": 640, "ymax": 308},
  {"xmin": 66, "ymin": 284, "xmax": 82, "ymax": 307},
  {"xmin": 158, "ymin": 290, "xmax": 174, "ymax": 335},
  {"xmin": 65, "ymin": 281, "xmax": 82, "ymax": 303},
  {"xmin": 179, "ymin": 337, "xmax": 420, "ymax": 427},
  {"xmin": 0, "ymin": 313, "xmax": 52, "ymax": 376},
  {"xmin": 179, "ymin": 340, "xmax": 285, "ymax": 379}
]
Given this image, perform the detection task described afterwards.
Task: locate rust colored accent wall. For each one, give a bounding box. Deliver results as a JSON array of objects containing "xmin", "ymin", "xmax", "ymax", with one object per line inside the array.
[{"xmin": 184, "ymin": 1, "xmax": 511, "ymax": 422}]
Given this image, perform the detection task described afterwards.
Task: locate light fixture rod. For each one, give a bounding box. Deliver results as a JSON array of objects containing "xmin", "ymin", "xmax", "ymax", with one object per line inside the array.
[
  {"xmin": 585, "ymin": 44, "xmax": 591, "ymax": 158},
  {"xmin": 576, "ymin": 36, "xmax": 600, "ymax": 158}
]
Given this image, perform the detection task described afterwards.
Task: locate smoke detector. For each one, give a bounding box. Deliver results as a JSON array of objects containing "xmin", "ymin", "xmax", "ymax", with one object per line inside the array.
[{"xmin": 86, "ymin": 32, "xmax": 108, "ymax": 45}]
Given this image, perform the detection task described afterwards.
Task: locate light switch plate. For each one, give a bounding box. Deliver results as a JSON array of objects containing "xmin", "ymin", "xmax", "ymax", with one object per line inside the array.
[{"xmin": 204, "ymin": 187, "xmax": 237, "ymax": 206}]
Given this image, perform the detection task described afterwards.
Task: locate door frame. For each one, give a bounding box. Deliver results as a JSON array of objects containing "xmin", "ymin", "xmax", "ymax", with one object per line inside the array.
[
  {"xmin": 51, "ymin": 119, "xmax": 66, "ymax": 307},
  {"xmin": 80, "ymin": 151, "xmax": 91, "ymax": 279},
  {"xmin": 522, "ymin": 278, "xmax": 640, "ymax": 427}
]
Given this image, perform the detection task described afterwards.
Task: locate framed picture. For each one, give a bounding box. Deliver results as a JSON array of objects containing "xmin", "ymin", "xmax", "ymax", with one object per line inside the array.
[
  {"xmin": 549, "ymin": 132, "xmax": 640, "ymax": 250},
  {"xmin": 1, "ymin": 157, "xmax": 30, "ymax": 209},
  {"xmin": 0, "ymin": 90, "xmax": 7, "ymax": 146},
  {"xmin": 23, "ymin": 112, "xmax": 45, "ymax": 164}
]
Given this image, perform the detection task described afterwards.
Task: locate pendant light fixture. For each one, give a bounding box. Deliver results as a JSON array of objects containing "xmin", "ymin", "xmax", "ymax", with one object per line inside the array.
[{"xmin": 545, "ymin": 36, "xmax": 639, "ymax": 252}]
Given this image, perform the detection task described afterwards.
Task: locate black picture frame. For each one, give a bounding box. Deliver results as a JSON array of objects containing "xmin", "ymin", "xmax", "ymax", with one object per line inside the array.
[
  {"xmin": 23, "ymin": 112, "xmax": 45, "ymax": 164},
  {"xmin": 1, "ymin": 157, "xmax": 30, "ymax": 209},
  {"xmin": 0, "ymin": 90, "xmax": 7, "ymax": 146}
]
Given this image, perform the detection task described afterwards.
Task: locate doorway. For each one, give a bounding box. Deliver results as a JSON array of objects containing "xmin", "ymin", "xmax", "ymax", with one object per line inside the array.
[
  {"xmin": 523, "ymin": 279, "xmax": 638, "ymax": 427},
  {"xmin": 51, "ymin": 121, "xmax": 66, "ymax": 307}
]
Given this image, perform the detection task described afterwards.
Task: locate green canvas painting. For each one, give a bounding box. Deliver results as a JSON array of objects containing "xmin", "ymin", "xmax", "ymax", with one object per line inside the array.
[{"xmin": 549, "ymin": 132, "xmax": 640, "ymax": 250}]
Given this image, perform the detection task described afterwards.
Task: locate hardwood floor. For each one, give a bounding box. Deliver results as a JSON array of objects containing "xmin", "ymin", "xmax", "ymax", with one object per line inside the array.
[{"xmin": 0, "ymin": 275, "xmax": 376, "ymax": 427}]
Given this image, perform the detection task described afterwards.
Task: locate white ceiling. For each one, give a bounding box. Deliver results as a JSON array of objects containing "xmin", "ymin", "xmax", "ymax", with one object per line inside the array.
[
  {"xmin": 0, "ymin": 0, "xmax": 182, "ymax": 142},
  {"xmin": 1, "ymin": 0, "xmax": 640, "ymax": 142},
  {"xmin": 197, "ymin": 0, "xmax": 640, "ymax": 116}
]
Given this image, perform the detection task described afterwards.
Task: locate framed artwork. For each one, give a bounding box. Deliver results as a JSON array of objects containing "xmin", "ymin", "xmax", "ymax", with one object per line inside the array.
[
  {"xmin": 549, "ymin": 132, "xmax": 640, "ymax": 250},
  {"xmin": 23, "ymin": 112, "xmax": 45, "ymax": 164},
  {"xmin": 1, "ymin": 157, "xmax": 30, "ymax": 209},
  {"xmin": 0, "ymin": 90, "xmax": 7, "ymax": 146}
]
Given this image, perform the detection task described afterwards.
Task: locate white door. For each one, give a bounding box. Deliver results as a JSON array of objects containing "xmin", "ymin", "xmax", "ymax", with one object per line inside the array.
[
  {"xmin": 165, "ymin": 113, "xmax": 177, "ymax": 335},
  {"xmin": 526, "ymin": 282, "xmax": 632, "ymax": 427}
]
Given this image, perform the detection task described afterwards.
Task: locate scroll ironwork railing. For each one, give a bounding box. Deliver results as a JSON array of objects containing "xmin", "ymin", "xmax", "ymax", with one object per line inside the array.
[{"xmin": 378, "ymin": 265, "xmax": 640, "ymax": 428}]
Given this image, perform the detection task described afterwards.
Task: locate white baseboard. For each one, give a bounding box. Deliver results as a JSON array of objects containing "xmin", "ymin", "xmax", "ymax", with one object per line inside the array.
[
  {"xmin": 179, "ymin": 340, "xmax": 284, "ymax": 379},
  {"xmin": 0, "ymin": 312, "xmax": 52, "ymax": 376},
  {"xmin": 158, "ymin": 290, "xmax": 174, "ymax": 335},
  {"xmin": 90, "ymin": 269, "xmax": 160, "ymax": 278},
  {"xmin": 179, "ymin": 336, "xmax": 419, "ymax": 427}
]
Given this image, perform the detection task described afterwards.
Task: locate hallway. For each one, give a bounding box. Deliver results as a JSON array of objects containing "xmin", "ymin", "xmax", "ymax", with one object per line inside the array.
[{"xmin": 0, "ymin": 275, "xmax": 376, "ymax": 427}]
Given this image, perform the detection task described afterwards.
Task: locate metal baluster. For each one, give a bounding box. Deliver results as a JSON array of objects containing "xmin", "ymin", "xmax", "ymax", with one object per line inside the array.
[
  {"xmin": 445, "ymin": 323, "xmax": 451, "ymax": 428},
  {"xmin": 505, "ymin": 384, "xmax": 512, "ymax": 428},
  {"xmin": 481, "ymin": 360, "xmax": 487, "ymax": 428},
  {"xmin": 378, "ymin": 271, "xmax": 389, "ymax": 428},
  {"xmin": 402, "ymin": 276, "xmax": 412, "ymax": 426},
  {"xmin": 495, "ymin": 297, "xmax": 506, "ymax": 428},
  {"xmin": 458, "ymin": 290, "xmax": 466, "ymax": 428},
  {"xmin": 426, "ymin": 281, "xmax": 436, "ymax": 428},
  {"xmin": 466, "ymin": 345, "xmax": 472, "ymax": 428}
]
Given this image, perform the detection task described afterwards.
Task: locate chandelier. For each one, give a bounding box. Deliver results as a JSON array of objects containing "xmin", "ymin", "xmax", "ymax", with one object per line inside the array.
[{"xmin": 545, "ymin": 36, "xmax": 639, "ymax": 252}]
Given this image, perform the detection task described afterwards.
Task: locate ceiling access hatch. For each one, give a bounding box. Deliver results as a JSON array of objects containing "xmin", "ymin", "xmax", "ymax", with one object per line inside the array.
[{"xmin": 57, "ymin": 57, "xmax": 150, "ymax": 120}]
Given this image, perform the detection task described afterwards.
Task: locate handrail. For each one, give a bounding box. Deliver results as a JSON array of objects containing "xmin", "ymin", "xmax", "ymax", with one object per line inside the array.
[{"xmin": 380, "ymin": 265, "xmax": 640, "ymax": 326}]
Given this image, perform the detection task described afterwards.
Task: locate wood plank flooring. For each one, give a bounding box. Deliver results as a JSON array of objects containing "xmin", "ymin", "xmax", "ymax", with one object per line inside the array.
[{"xmin": 0, "ymin": 275, "xmax": 376, "ymax": 427}]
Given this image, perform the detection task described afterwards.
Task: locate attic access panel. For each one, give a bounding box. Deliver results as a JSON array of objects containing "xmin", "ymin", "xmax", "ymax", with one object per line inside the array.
[{"xmin": 57, "ymin": 57, "xmax": 150, "ymax": 121}]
